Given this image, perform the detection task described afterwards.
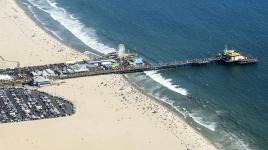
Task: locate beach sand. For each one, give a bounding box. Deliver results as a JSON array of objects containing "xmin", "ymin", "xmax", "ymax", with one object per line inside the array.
[
  {"xmin": 0, "ymin": 0, "xmax": 217, "ymax": 150},
  {"xmin": 0, "ymin": 0, "xmax": 87, "ymax": 68}
]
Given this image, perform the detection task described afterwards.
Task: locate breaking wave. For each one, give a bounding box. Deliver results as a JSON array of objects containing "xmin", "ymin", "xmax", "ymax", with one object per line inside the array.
[
  {"xmin": 24, "ymin": 0, "xmax": 189, "ymax": 99},
  {"xmin": 188, "ymin": 112, "xmax": 217, "ymax": 131},
  {"xmin": 144, "ymin": 71, "xmax": 188, "ymax": 96},
  {"xmin": 25, "ymin": 0, "xmax": 116, "ymax": 54},
  {"xmin": 21, "ymin": 1, "xmax": 256, "ymax": 149}
]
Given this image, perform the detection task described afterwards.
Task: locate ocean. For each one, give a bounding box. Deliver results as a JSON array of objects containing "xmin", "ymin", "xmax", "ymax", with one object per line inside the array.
[{"xmin": 18, "ymin": 0, "xmax": 268, "ymax": 149}]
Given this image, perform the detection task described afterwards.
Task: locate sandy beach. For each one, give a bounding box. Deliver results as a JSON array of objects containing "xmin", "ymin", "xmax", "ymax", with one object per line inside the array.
[{"xmin": 0, "ymin": 0, "xmax": 217, "ymax": 150}]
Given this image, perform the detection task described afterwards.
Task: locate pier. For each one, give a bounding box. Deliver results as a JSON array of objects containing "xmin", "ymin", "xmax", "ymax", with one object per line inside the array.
[
  {"xmin": 0, "ymin": 52, "xmax": 257, "ymax": 87},
  {"xmin": 58, "ymin": 56, "xmax": 256, "ymax": 79}
]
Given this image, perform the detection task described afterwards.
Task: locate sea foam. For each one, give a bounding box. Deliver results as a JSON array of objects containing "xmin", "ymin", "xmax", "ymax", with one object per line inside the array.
[
  {"xmin": 26, "ymin": 0, "xmax": 116, "ymax": 54},
  {"xmin": 188, "ymin": 112, "xmax": 217, "ymax": 131},
  {"xmin": 25, "ymin": 0, "xmax": 189, "ymax": 98},
  {"xmin": 25, "ymin": 0, "xmax": 221, "ymax": 134},
  {"xmin": 22, "ymin": 1, "xmax": 258, "ymax": 149},
  {"xmin": 144, "ymin": 71, "xmax": 188, "ymax": 96}
]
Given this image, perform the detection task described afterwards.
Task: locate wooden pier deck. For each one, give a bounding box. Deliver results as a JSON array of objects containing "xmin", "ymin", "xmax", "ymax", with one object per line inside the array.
[
  {"xmin": 0, "ymin": 55, "xmax": 257, "ymax": 86},
  {"xmin": 59, "ymin": 57, "xmax": 221, "ymax": 79}
]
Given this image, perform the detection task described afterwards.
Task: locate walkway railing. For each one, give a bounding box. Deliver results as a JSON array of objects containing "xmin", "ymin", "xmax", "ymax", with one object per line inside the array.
[{"xmin": 0, "ymin": 56, "xmax": 256, "ymax": 85}]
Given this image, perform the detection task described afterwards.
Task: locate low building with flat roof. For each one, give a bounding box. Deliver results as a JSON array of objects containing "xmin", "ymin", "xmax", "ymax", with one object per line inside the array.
[
  {"xmin": 32, "ymin": 76, "xmax": 51, "ymax": 87},
  {"xmin": 0, "ymin": 74, "xmax": 12, "ymax": 81}
]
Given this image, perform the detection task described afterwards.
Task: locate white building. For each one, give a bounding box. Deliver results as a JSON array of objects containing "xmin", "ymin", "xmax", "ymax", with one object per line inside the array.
[
  {"xmin": 0, "ymin": 74, "xmax": 12, "ymax": 81},
  {"xmin": 32, "ymin": 76, "xmax": 51, "ymax": 87},
  {"xmin": 70, "ymin": 64, "xmax": 88, "ymax": 73}
]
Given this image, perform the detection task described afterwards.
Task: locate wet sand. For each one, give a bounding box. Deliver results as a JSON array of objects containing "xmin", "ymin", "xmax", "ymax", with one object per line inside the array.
[{"xmin": 0, "ymin": 0, "xmax": 217, "ymax": 150}]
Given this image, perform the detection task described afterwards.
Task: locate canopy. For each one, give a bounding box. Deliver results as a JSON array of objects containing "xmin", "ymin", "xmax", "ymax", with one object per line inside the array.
[
  {"xmin": 134, "ymin": 58, "xmax": 143, "ymax": 64},
  {"xmin": 0, "ymin": 75, "xmax": 12, "ymax": 80}
]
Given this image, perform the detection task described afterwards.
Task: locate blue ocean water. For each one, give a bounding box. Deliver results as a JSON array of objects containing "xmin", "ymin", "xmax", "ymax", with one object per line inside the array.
[{"xmin": 18, "ymin": 0, "xmax": 268, "ymax": 149}]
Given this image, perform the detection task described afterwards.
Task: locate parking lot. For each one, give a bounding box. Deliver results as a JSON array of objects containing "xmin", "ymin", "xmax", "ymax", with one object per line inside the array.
[{"xmin": 0, "ymin": 87, "xmax": 74, "ymax": 123}]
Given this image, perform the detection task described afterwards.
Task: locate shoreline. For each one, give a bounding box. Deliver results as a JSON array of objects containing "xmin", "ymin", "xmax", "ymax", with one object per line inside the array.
[
  {"xmin": 122, "ymin": 74, "xmax": 220, "ymax": 149},
  {"xmin": 15, "ymin": 0, "xmax": 101, "ymax": 59},
  {"xmin": 15, "ymin": 0, "xmax": 103, "ymax": 60},
  {"xmin": 0, "ymin": 0, "xmax": 87, "ymax": 68},
  {"xmin": 0, "ymin": 0, "xmax": 218, "ymax": 150}
]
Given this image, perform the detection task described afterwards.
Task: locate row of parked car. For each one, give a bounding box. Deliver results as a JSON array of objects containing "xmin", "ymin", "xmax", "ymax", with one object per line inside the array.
[{"xmin": 0, "ymin": 88, "xmax": 74, "ymax": 123}]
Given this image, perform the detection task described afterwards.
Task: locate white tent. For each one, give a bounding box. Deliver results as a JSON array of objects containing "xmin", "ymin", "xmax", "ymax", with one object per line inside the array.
[{"xmin": 0, "ymin": 75, "xmax": 12, "ymax": 80}]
